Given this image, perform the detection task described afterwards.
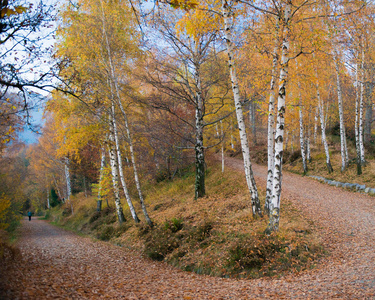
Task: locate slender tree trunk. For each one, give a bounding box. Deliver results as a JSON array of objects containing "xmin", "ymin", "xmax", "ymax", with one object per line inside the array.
[
  {"xmin": 194, "ymin": 64, "xmax": 205, "ymax": 199},
  {"xmin": 64, "ymin": 157, "xmax": 73, "ymax": 214},
  {"xmin": 108, "ymin": 118, "xmax": 125, "ymax": 224},
  {"xmin": 221, "ymin": 120, "xmax": 225, "ymax": 173},
  {"xmin": 333, "ymin": 51, "xmax": 348, "ymax": 172},
  {"xmin": 97, "ymin": 147, "xmax": 106, "ymax": 212},
  {"xmin": 266, "ymin": 1, "xmax": 291, "ymax": 233},
  {"xmin": 317, "ymin": 90, "xmax": 333, "ymax": 173},
  {"xmin": 47, "ymin": 189, "xmax": 50, "ymax": 209},
  {"xmin": 222, "ymin": 0, "xmax": 262, "ymax": 218},
  {"xmin": 112, "ymin": 104, "xmax": 140, "ymax": 223},
  {"xmin": 364, "ymin": 92, "xmax": 373, "ymax": 146},
  {"xmin": 101, "ymin": 2, "xmax": 139, "ymax": 222},
  {"xmin": 265, "ymin": 25, "xmax": 278, "ymax": 214},
  {"xmin": 118, "ymin": 104, "xmax": 153, "ymax": 225},
  {"xmin": 364, "ymin": 81, "xmax": 373, "ymax": 145},
  {"xmin": 359, "ymin": 47, "xmax": 366, "ymax": 164},
  {"xmin": 355, "ymin": 62, "xmax": 362, "ymax": 175},
  {"xmin": 306, "ymin": 128, "xmax": 311, "ymax": 162},
  {"xmin": 298, "ymin": 90, "xmax": 307, "ymax": 174},
  {"xmin": 100, "ymin": 0, "xmax": 151, "ymax": 224}
]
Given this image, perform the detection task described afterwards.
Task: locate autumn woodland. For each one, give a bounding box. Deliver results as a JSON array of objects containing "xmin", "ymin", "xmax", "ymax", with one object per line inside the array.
[{"xmin": 0, "ymin": 0, "xmax": 375, "ymax": 297}]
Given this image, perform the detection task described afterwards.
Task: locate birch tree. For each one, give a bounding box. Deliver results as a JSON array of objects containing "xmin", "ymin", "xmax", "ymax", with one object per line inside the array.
[
  {"xmin": 222, "ymin": 0, "xmax": 262, "ymax": 218},
  {"xmin": 266, "ymin": 0, "xmax": 292, "ymax": 233},
  {"xmin": 143, "ymin": 7, "xmax": 231, "ymax": 200}
]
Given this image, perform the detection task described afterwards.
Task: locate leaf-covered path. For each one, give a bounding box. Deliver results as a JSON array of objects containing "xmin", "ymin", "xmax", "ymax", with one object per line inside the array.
[{"xmin": 1, "ymin": 158, "xmax": 374, "ymax": 299}]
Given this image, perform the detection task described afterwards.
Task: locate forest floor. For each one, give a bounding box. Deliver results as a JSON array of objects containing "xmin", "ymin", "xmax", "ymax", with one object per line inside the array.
[{"xmin": 1, "ymin": 157, "xmax": 374, "ymax": 299}]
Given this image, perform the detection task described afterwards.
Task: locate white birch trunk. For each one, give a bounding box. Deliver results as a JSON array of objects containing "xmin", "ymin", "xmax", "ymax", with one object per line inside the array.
[
  {"xmin": 194, "ymin": 64, "xmax": 205, "ymax": 199},
  {"xmin": 266, "ymin": 1, "xmax": 291, "ymax": 233},
  {"xmin": 333, "ymin": 50, "xmax": 348, "ymax": 171},
  {"xmin": 222, "ymin": 0, "xmax": 262, "ymax": 218},
  {"xmin": 112, "ymin": 104, "xmax": 140, "ymax": 223},
  {"xmin": 64, "ymin": 157, "xmax": 73, "ymax": 214},
  {"xmin": 108, "ymin": 119, "xmax": 125, "ymax": 224},
  {"xmin": 359, "ymin": 47, "xmax": 366, "ymax": 164},
  {"xmin": 343, "ymin": 126, "xmax": 349, "ymax": 164},
  {"xmin": 101, "ymin": 0, "xmax": 151, "ymax": 224},
  {"xmin": 221, "ymin": 120, "xmax": 225, "ymax": 173},
  {"xmin": 317, "ymin": 90, "xmax": 333, "ymax": 173},
  {"xmin": 97, "ymin": 147, "xmax": 106, "ymax": 211},
  {"xmin": 355, "ymin": 62, "xmax": 362, "ymax": 174},
  {"xmin": 299, "ymin": 91, "xmax": 307, "ymax": 174},
  {"xmin": 265, "ymin": 24, "xmax": 278, "ymax": 214},
  {"xmin": 307, "ymin": 130, "xmax": 311, "ymax": 162},
  {"xmin": 118, "ymin": 103, "xmax": 153, "ymax": 225},
  {"xmin": 47, "ymin": 189, "xmax": 50, "ymax": 209}
]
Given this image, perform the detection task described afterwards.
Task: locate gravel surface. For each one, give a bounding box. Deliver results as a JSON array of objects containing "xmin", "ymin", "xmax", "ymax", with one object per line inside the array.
[{"xmin": 1, "ymin": 157, "xmax": 374, "ymax": 299}]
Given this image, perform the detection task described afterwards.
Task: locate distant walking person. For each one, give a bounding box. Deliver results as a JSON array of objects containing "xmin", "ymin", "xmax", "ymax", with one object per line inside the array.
[{"xmin": 28, "ymin": 211, "xmax": 32, "ymax": 221}]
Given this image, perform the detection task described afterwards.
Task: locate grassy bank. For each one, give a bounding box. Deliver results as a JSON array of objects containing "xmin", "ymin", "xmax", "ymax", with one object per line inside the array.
[
  {"xmin": 281, "ymin": 140, "xmax": 375, "ymax": 188},
  {"xmin": 46, "ymin": 158, "xmax": 325, "ymax": 279}
]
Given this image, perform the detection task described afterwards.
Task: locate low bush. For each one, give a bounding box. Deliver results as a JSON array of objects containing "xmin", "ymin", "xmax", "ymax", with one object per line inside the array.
[{"xmin": 164, "ymin": 217, "xmax": 183, "ymax": 233}]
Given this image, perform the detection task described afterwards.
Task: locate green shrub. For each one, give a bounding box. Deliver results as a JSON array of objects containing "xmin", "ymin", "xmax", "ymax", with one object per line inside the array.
[{"xmin": 164, "ymin": 217, "xmax": 183, "ymax": 233}]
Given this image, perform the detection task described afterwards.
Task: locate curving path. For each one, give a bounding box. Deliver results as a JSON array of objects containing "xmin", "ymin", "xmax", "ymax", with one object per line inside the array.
[{"xmin": 0, "ymin": 157, "xmax": 374, "ymax": 299}]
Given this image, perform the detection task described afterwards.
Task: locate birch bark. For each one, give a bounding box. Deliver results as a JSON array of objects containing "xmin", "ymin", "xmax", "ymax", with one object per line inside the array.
[
  {"xmin": 112, "ymin": 104, "xmax": 140, "ymax": 223},
  {"xmin": 306, "ymin": 128, "xmax": 311, "ymax": 162},
  {"xmin": 97, "ymin": 147, "xmax": 106, "ymax": 212},
  {"xmin": 118, "ymin": 104, "xmax": 153, "ymax": 225},
  {"xmin": 194, "ymin": 64, "xmax": 205, "ymax": 199},
  {"xmin": 359, "ymin": 47, "xmax": 366, "ymax": 164},
  {"xmin": 355, "ymin": 62, "xmax": 362, "ymax": 175},
  {"xmin": 266, "ymin": 1, "xmax": 291, "ymax": 233},
  {"xmin": 265, "ymin": 24, "xmax": 278, "ymax": 214},
  {"xmin": 221, "ymin": 120, "xmax": 225, "ymax": 173},
  {"xmin": 108, "ymin": 118, "xmax": 125, "ymax": 224},
  {"xmin": 298, "ymin": 90, "xmax": 307, "ymax": 174},
  {"xmin": 100, "ymin": 0, "xmax": 150, "ymax": 223},
  {"xmin": 222, "ymin": 0, "xmax": 262, "ymax": 218},
  {"xmin": 64, "ymin": 157, "xmax": 73, "ymax": 214},
  {"xmin": 333, "ymin": 50, "xmax": 348, "ymax": 171},
  {"xmin": 317, "ymin": 90, "xmax": 333, "ymax": 173},
  {"xmin": 47, "ymin": 189, "xmax": 50, "ymax": 210}
]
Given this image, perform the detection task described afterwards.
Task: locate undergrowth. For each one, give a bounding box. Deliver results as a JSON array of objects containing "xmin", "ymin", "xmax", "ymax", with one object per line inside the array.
[
  {"xmin": 283, "ymin": 141, "xmax": 375, "ymax": 187},
  {"xmin": 46, "ymin": 156, "xmax": 325, "ymax": 279}
]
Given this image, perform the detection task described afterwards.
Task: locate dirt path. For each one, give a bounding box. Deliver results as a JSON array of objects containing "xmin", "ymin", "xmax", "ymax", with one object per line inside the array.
[{"xmin": 1, "ymin": 158, "xmax": 374, "ymax": 299}]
